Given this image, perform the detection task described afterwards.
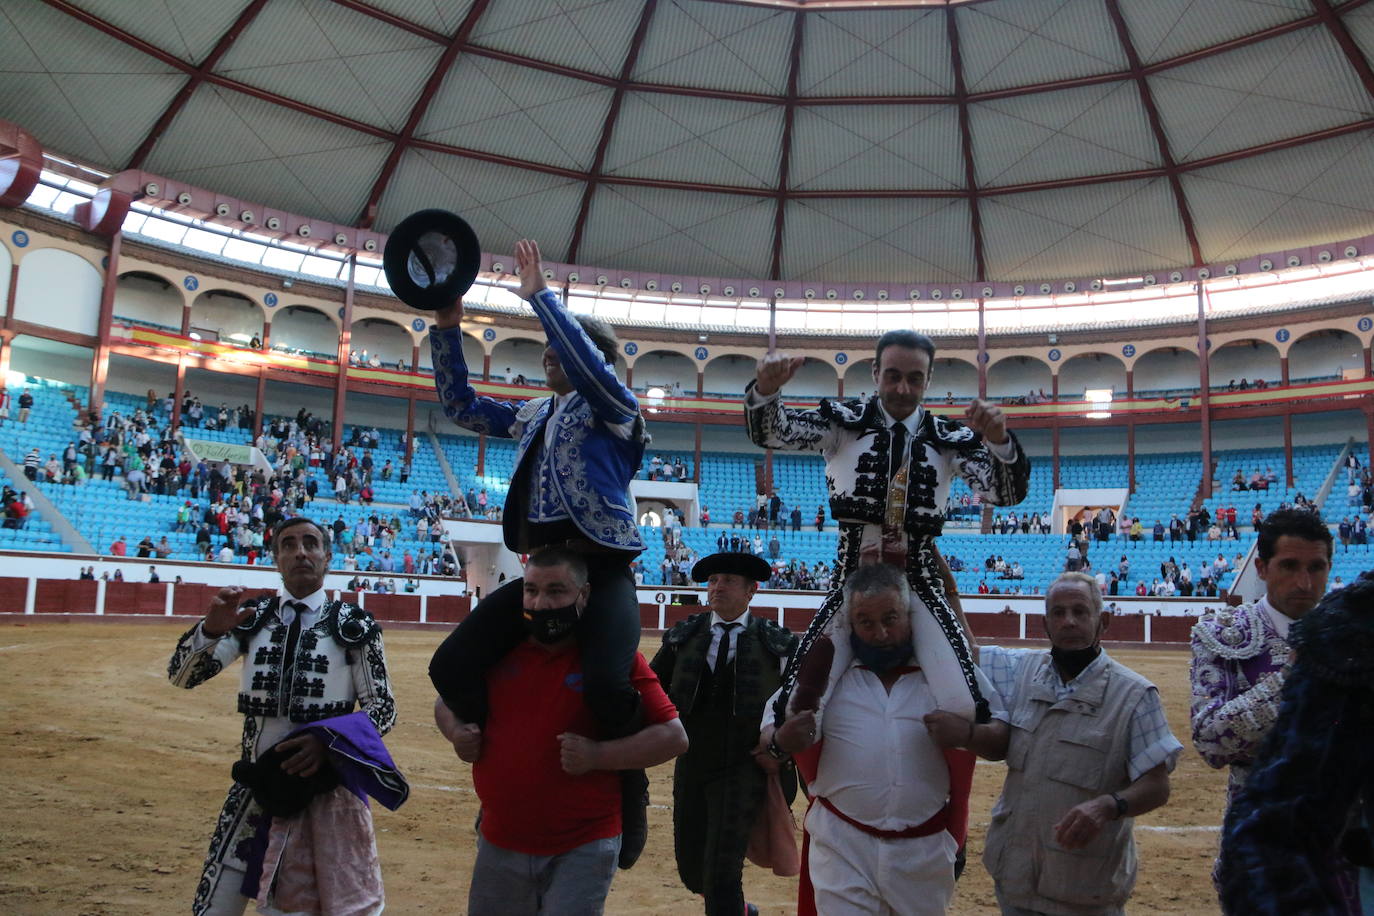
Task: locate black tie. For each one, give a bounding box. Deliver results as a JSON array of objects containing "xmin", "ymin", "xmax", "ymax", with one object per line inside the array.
[
  {"xmin": 714, "ymin": 622, "xmax": 739, "ymax": 677},
  {"xmin": 889, "ymin": 420, "xmax": 908, "ymax": 481},
  {"xmin": 280, "ymin": 600, "xmax": 306, "ymax": 714}
]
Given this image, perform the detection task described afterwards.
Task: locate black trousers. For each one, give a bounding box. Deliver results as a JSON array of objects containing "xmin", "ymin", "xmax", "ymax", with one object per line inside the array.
[
  {"xmin": 429, "ymin": 554, "xmax": 642, "ymax": 735},
  {"xmin": 674, "ymin": 757, "xmax": 767, "ymax": 915}
]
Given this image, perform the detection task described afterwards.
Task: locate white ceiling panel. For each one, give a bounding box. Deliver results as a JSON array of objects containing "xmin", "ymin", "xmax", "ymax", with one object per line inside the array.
[
  {"xmin": 1344, "ymin": 1, "xmax": 1374, "ymax": 64},
  {"xmin": 782, "ymin": 198, "xmax": 975, "ymax": 282},
  {"xmin": 377, "ymin": 150, "xmax": 586, "ymax": 259},
  {"xmin": 634, "ymin": 1, "xmax": 794, "ymax": 94},
  {"xmin": 957, "ymin": 0, "xmax": 1127, "ymax": 93},
  {"xmin": 602, "ymin": 93, "xmax": 782, "ymax": 187},
  {"xmin": 982, "ymin": 179, "xmax": 1189, "ymax": 280},
  {"xmin": 799, "ymin": 9, "xmax": 951, "ymax": 97},
  {"xmin": 1150, "ymin": 26, "xmax": 1372, "ymax": 163},
  {"xmin": 473, "ymin": 0, "xmax": 647, "ymax": 78},
  {"xmin": 1184, "ymin": 131, "xmax": 1374, "ymax": 261},
  {"xmin": 579, "ymin": 185, "xmax": 775, "ymax": 278},
  {"xmin": 64, "ymin": 0, "xmax": 255, "ymax": 64},
  {"xmin": 790, "ymin": 105, "xmax": 963, "ymax": 191},
  {"xmin": 356, "ymin": 0, "xmax": 479, "ymax": 35},
  {"xmin": 0, "ymin": 1, "xmax": 184, "ymax": 167},
  {"xmin": 417, "ymin": 55, "xmax": 615, "ymax": 170},
  {"xmin": 1119, "ymin": 0, "xmax": 1311, "ymax": 66},
  {"xmin": 145, "ymin": 86, "xmax": 391, "ymax": 224},
  {"xmin": 217, "ymin": 0, "xmax": 440, "ymax": 131},
  {"xmin": 972, "ymin": 80, "xmax": 1158, "ymax": 188}
]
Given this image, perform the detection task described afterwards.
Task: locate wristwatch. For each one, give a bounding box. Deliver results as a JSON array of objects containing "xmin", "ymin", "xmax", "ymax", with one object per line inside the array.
[
  {"xmin": 765, "ymin": 735, "xmax": 788, "ymax": 760},
  {"xmin": 1110, "ymin": 792, "xmax": 1128, "ymax": 819}
]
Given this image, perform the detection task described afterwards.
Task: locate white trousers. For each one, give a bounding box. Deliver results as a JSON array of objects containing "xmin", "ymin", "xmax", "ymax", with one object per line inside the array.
[{"xmin": 806, "ymin": 803, "xmax": 957, "ymax": 916}]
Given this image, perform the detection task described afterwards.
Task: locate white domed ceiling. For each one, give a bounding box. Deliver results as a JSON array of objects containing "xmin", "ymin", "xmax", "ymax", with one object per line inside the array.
[{"xmin": 4, "ymin": 0, "xmax": 1374, "ymax": 285}]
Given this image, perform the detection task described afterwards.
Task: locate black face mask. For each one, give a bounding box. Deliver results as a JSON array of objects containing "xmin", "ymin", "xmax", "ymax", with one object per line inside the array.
[
  {"xmin": 1050, "ymin": 644, "xmax": 1102, "ymax": 681},
  {"xmin": 523, "ymin": 602, "xmax": 581, "ymax": 645},
  {"xmin": 849, "ymin": 631, "xmax": 912, "ymax": 675}
]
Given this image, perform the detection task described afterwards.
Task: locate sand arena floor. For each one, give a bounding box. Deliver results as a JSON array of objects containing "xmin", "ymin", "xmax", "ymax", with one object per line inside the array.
[{"xmin": 0, "ymin": 620, "xmax": 1228, "ymax": 914}]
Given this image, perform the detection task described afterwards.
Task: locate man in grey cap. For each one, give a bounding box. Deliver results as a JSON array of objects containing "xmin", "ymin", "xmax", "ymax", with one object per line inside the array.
[{"xmin": 651, "ymin": 552, "xmax": 798, "ymax": 915}]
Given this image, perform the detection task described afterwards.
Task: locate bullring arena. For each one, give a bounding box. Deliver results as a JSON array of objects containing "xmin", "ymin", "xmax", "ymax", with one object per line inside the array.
[{"xmin": 2, "ymin": 0, "xmax": 1373, "ymax": 913}]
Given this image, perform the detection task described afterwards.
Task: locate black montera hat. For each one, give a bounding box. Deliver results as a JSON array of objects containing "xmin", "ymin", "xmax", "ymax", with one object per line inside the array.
[
  {"xmin": 231, "ymin": 742, "xmax": 339, "ymax": 818},
  {"xmin": 691, "ymin": 552, "xmax": 772, "ymax": 583},
  {"xmin": 382, "ymin": 209, "xmax": 482, "ymax": 311}
]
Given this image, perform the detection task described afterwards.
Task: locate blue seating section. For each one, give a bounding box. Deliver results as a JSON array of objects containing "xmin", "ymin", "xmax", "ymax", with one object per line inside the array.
[{"xmin": 0, "ymin": 375, "xmax": 1364, "ymax": 599}]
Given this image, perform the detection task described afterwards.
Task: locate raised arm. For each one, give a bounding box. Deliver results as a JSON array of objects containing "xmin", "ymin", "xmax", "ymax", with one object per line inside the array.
[
  {"xmin": 167, "ymin": 586, "xmax": 252, "ymax": 688},
  {"xmin": 428, "ymin": 325, "xmax": 522, "ymax": 438},
  {"xmin": 516, "ymin": 240, "xmax": 638, "ymax": 426},
  {"xmin": 742, "ymin": 356, "xmax": 840, "ymax": 453},
  {"xmin": 947, "ymin": 403, "xmax": 1030, "ymax": 507}
]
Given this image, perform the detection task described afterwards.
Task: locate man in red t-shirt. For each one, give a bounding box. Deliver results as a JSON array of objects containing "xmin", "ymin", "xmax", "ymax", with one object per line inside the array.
[{"xmin": 435, "ymin": 548, "xmax": 687, "ymax": 915}]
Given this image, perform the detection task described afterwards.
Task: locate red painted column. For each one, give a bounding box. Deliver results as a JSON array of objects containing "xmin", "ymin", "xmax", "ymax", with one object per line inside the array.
[
  {"xmin": 626, "ymin": 365, "xmax": 634, "ymax": 388},
  {"xmin": 261, "ymin": 318, "xmax": 272, "ymax": 349},
  {"xmin": 331, "ymin": 255, "xmax": 355, "ymax": 454},
  {"xmin": 976, "ymin": 299, "xmax": 988, "ymax": 399},
  {"xmin": 1051, "ymin": 372, "xmax": 1060, "ymax": 490},
  {"xmin": 406, "ymin": 342, "xmax": 420, "ymax": 462},
  {"xmin": 253, "ymin": 368, "xmax": 266, "ymax": 439},
  {"xmin": 1196, "ymin": 284, "xmax": 1213, "ymax": 499},
  {"xmin": 477, "ymin": 434, "xmax": 486, "ymax": 477},
  {"xmin": 694, "ymin": 421, "xmax": 702, "ymax": 485},
  {"xmin": 696, "ymin": 370, "xmax": 704, "ymax": 398},
  {"xmin": 1363, "ymin": 343, "xmax": 1371, "ymax": 378},
  {"xmin": 89, "ymin": 231, "xmax": 123, "ymax": 419},
  {"xmin": 1125, "ymin": 368, "xmax": 1136, "ymax": 492},
  {"xmin": 482, "ymin": 351, "xmax": 491, "ymax": 382},
  {"xmin": 171, "ymin": 303, "xmax": 192, "ymax": 428},
  {"xmin": 1280, "ymin": 355, "xmax": 1293, "ymax": 487}
]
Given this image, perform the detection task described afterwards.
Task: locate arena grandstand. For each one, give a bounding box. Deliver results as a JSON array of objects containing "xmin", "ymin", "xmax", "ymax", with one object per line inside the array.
[{"xmin": 1, "ymin": 0, "xmax": 1373, "ymax": 910}]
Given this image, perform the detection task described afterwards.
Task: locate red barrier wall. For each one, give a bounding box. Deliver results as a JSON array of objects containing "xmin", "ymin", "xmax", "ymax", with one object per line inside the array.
[
  {"xmin": 968, "ymin": 613, "xmax": 1021, "ymax": 639},
  {"xmin": 0, "ymin": 576, "xmax": 27, "ymax": 613},
  {"xmin": 1108, "ymin": 614, "xmax": 1146, "ymax": 641},
  {"xmin": 639, "ymin": 603, "xmax": 659, "ymax": 629},
  {"xmin": 427, "ymin": 595, "xmax": 470, "ymax": 624},
  {"xmin": 364, "ymin": 594, "xmax": 420, "ymax": 623},
  {"xmin": 1151, "ymin": 616, "xmax": 1199, "ymax": 642},
  {"xmin": 102, "ymin": 581, "xmax": 167, "ymax": 615},
  {"xmin": 31, "ymin": 579, "xmax": 97, "ymax": 614}
]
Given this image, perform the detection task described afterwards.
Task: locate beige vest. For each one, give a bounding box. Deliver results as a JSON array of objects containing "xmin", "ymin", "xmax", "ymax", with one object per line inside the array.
[{"xmin": 983, "ymin": 653, "xmax": 1151, "ymax": 915}]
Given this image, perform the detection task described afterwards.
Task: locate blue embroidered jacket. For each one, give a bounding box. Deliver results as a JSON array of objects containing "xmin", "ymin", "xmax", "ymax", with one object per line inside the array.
[{"xmin": 430, "ymin": 287, "xmax": 646, "ymax": 553}]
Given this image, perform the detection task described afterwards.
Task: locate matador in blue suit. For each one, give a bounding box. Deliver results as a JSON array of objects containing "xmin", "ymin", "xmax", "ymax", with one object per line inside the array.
[{"xmin": 426, "ymin": 239, "xmax": 651, "ymax": 869}]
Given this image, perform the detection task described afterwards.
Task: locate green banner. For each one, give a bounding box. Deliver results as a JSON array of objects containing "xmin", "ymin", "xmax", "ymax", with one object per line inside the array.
[{"xmin": 183, "ymin": 438, "xmax": 255, "ymax": 464}]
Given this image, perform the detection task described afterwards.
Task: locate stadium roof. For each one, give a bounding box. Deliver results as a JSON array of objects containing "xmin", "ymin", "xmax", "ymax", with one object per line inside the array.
[{"xmin": 5, "ymin": 0, "xmax": 1374, "ymax": 287}]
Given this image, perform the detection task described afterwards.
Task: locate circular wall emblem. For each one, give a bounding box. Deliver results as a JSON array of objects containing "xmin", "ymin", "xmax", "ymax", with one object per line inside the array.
[
  {"xmin": 654, "ymin": 592, "xmax": 667, "ymax": 604},
  {"xmin": 483, "ymin": 328, "xmax": 497, "ymax": 342},
  {"xmin": 1121, "ymin": 344, "xmax": 1136, "ymax": 358},
  {"xmin": 1275, "ymin": 328, "xmax": 1290, "ymax": 343},
  {"xmin": 1358, "ymin": 317, "xmax": 1373, "ymax": 332},
  {"xmin": 835, "ymin": 352, "xmax": 848, "ymax": 365},
  {"xmin": 411, "ymin": 318, "xmax": 426, "ymax": 332},
  {"xmin": 977, "ymin": 352, "xmax": 989, "ymax": 364},
  {"xmin": 264, "ymin": 292, "xmax": 278, "ymax": 307},
  {"xmin": 694, "ymin": 346, "xmax": 709, "ymax": 361},
  {"xmin": 337, "ymin": 307, "xmax": 345, "ymax": 319},
  {"xmin": 11, "ymin": 230, "xmax": 29, "ymax": 248},
  {"xmin": 1048, "ymin": 348, "xmax": 1062, "ymax": 362},
  {"xmin": 183, "ymin": 275, "xmax": 199, "ymax": 291},
  {"xmin": 623, "ymin": 341, "xmax": 638, "ymax": 355}
]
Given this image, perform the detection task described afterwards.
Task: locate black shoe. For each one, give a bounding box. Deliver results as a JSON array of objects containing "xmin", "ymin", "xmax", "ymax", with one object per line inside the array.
[
  {"xmin": 745, "ymin": 905, "xmax": 759, "ymax": 916},
  {"xmin": 618, "ymin": 769, "xmax": 649, "ymax": 870}
]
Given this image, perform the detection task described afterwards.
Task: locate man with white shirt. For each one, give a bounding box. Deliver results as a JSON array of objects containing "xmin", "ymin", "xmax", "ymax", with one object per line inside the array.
[
  {"xmin": 650, "ymin": 552, "xmax": 797, "ymax": 915},
  {"xmin": 1190, "ymin": 508, "xmax": 1339, "ymax": 904},
  {"xmin": 168, "ymin": 516, "xmax": 397, "ymax": 915},
  {"xmin": 765, "ymin": 562, "xmax": 1008, "ymax": 915}
]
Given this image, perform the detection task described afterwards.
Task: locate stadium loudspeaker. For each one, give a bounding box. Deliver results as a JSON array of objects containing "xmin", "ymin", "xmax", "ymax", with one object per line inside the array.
[
  {"xmin": 215, "ymin": 203, "xmax": 232, "ymax": 217},
  {"xmin": 1259, "ymin": 258, "xmax": 1273, "ymax": 271},
  {"xmin": 877, "ymin": 289, "xmax": 888, "ymax": 300},
  {"xmin": 176, "ymin": 191, "xmax": 193, "ymax": 206},
  {"xmin": 362, "ymin": 239, "xmax": 377, "ymax": 252},
  {"xmin": 333, "ymin": 232, "xmax": 349, "ymax": 246},
  {"xmin": 645, "ymin": 279, "xmax": 658, "ymax": 291},
  {"xmin": 566, "ymin": 272, "xmax": 580, "ymax": 283},
  {"xmin": 265, "ymin": 216, "xmax": 282, "ymax": 231},
  {"xmin": 1318, "ymin": 250, "xmax": 1332, "ymax": 262},
  {"xmin": 1063, "ymin": 281, "xmax": 1076, "ymax": 293},
  {"xmin": 1344, "ymin": 246, "xmax": 1358, "ymax": 258},
  {"xmin": 1197, "ymin": 268, "xmax": 1211, "ymax": 280},
  {"xmin": 1287, "ymin": 255, "xmax": 1301, "ymax": 267},
  {"xmin": 143, "ymin": 181, "xmax": 160, "ymax": 198},
  {"xmin": 240, "ymin": 210, "xmax": 256, "ymax": 224},
  {"xmin": 621, "ymin": 278, "xmax": 633, "ymax": 288}
]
